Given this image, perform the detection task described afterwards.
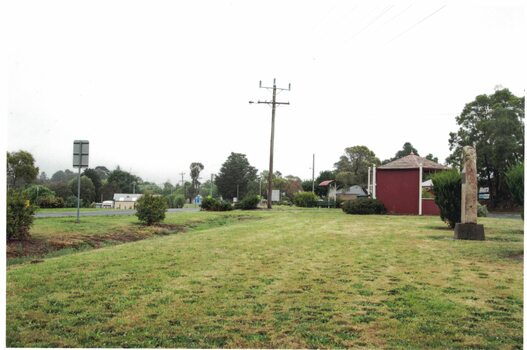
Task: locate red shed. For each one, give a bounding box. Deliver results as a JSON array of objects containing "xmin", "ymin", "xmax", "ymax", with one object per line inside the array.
[{"xmin": 374, "ymin": 153, "xmax": 448, "ymax": 215}]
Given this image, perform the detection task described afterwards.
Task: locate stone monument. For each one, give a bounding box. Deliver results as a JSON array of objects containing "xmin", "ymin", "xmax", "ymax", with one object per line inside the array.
[{"xmin": 454, "ymin": 146, "xmax": 485, "ymax": 240}]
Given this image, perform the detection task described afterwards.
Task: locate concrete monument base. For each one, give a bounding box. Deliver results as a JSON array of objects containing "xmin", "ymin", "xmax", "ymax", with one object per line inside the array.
[{"xmin": 454, "ymin": 223, "xmax": 485, "ymax": 240}]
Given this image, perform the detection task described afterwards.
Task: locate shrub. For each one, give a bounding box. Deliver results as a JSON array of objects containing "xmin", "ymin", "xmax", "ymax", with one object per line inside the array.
[
  {"xmin": 293, "ymin": 192, "xmax": 318, "ymax": 207},
  {"xmin": 431, "ymin": 170, "xmax": 461, "ymax": 228},
  {"xmin": 166, "ymin": 194, "xmax": 185, "ymax": 208},
  {"xmin": 235, "ymin": 195, "xmax": 260, "ymax": 210},
  {"xmin": 36, "ymin": 195, "xmax": 65, "ymax": 208},
  {"xmin": 201, "ymin": 196, "xmax": 233, "ymax": 211},
  {"xmin": 7, "ymin": 190, "xmax": 35, "ymax": 241},
  {"xmin": 505, "ymin": 162, "xmax": 524, "ymax": 206},
  {"xmin": 135, "ymin": 193, "xmax": 168, "ymax": 225},
  {"xmin": 22, "ymin": 185, "xmax": 55, "ymax": 204},
  {"xmin": 65, "ymin": 195, "xmax": 84, "ymax": 208},
  {"xmin": 341, "ymin": 198, "xmax": 386, "ymax": 215},
  {"xmin": 477, "ymin": 202, "xmax": 488, "ymax": 217}
]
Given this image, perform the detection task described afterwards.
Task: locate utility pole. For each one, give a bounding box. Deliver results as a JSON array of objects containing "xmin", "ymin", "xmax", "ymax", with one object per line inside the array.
[
  {"xmin": 179, "ymin": 172, "xmax": 186, "ymax": 203},
  {"xmin": 179, "ymin": 172, "xmax": 185, "ymax": 187},
  {"xmin": 312, "ymin": 153, "xmax": 315, "ymax": 193},
  {"xmin": 249, "ymin": 78, "xmax": 291, "ymax": 209},
  {"xmin": 210, "ymin": 173, "xmax": 214, "ymax": 197}
]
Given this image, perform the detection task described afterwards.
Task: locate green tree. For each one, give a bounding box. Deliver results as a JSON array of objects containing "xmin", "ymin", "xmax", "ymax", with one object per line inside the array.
[
  {"xmin": 382, "ymin": 142, "xmax": 420, "ymax": 164},
  {"xmin": 106, "ymin": 167, "xmax": 142, "ymax": 193},
  {"xmin": 189, "ymin": 162, "xmax": 204, "ymax": 200},
  {"xmin": 6, "ymin": 151, "xmax": 39, "ymax": 189},
  {"xmin": 447, "ymin": 88, "xmax": 524, "ymax": 207},
  {"xmin": 69, "ymin": 176, "xmax": 96, "ymax": 205},
  {"xmin": 140, "ymin": 182, "xmax": 163, "ymax": 195},
  {"xmin": 82, "ymin": 168, "xmax": 102, "ymax": 201},
  {"xmin": 215, "ymin": 153, "xmax": 258, "ymax": 200},
  {"xmin": 22, "ymin": 185, "xmax": 55, "ymax": 204},
  {"xmin": 135, "ymin": 193, "xmax": 168, "ymax": 225},
  {"xmin": 50, "ymin": 169, "xmax": 76, "ymax": 183},
  {"xmin": 505, "ymin": 162, "xmax": 524, "ymax": 207},
  {"xmin": 334, "ymin": 145, "xmax": 380, "ymax": 186},
  {"xmin": 94, "ymin": 166, "xmax": 110, "ymax": 180},
  {"xmin": 425, "ymin": 153, "xmax": 439, "ymax": 163},
  {"xmin": 7, "ymin": 190, "xmax": 36, "ymax": 241}
]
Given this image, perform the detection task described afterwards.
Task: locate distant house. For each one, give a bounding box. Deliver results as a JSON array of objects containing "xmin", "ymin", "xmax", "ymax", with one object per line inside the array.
[
  {"xmin": 113, "ymin": 193, "xmax": 143, "ymax": 210},
  {"xmin": 337, "ymin": 185, "xmax": 368, "ymax": 201}
]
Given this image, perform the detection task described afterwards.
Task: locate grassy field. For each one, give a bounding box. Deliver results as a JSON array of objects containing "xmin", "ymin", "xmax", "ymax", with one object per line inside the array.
[{"xmin": 6, "ymin": 208, "xmax": 523, "ymax": 348}]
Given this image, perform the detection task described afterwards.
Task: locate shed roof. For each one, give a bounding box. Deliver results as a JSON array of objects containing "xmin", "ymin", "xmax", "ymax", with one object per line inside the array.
[
  {"xmin": 319, "ymin": 180, "xmax": 335, "ymax": 186},
  {"xmin": 378, "ymin": 153, "xmax": 448, "ymax": 170}
]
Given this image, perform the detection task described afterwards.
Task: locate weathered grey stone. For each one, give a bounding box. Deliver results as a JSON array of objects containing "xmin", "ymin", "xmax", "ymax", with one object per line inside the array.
[
  {"xmin": 454, "ymin": 223, "xmax": 485, "ymax": 240},
  {"xmin": 456, "ymin": 146, "xmax": 485, "ymax": 240},
  {"xmin": 461, "ymin": 146, "xmax": 478, "ymax": 224}
]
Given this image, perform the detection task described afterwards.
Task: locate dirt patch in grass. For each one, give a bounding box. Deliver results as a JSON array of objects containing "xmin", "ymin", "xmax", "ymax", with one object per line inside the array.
[{"xmin": 7, "ymin": 223, "xmax": 187, "ymax": 260}]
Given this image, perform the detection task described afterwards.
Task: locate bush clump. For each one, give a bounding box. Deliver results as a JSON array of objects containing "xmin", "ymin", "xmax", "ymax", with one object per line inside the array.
[
  {"xmin": 7, "ymin": 190, "xmax": 36, "ymax": 241},
  {"xmin": 341, "ymin": 198, "xmax": 386, "ymax": 214},
  {"xmin": 135, "ymin": 193, "xmax": 168, "ymax": 225},
  {"xmin": 293, "ymin": 192, "xmax": 318, "ymax": 207},
  {"xmin": 167, "ymin": 194, "xmax": 185, "ymax": 208},
  {"xmin": 234, "ymin": 195, "xmax": 260, "ymax": 210},
  {"xmin": 431, "ymin": 170, "xmax": 461, "ymax": 228},
  {"xmin": 505, "ymin": 162, "xmax": 524, "ymax": 207},
  {"xmin": 477, "ymin": 202, "xmax": 488, "ymax": 217},
  {"xmin": 201, "ymin": 196, "xmax": 233, "ymax": 211},
  {"xmin": 36, "ymin": 195, "xmax": 65, "ymax": 208}
]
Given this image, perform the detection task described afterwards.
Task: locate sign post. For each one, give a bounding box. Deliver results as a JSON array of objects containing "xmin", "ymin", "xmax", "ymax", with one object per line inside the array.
[{"xmin": 73, "ymin": 140, "xmax": 89, "ymax": 223}]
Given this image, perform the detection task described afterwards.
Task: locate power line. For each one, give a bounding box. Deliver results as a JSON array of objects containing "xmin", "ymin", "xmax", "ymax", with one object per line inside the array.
[
  {"xmin": 249, "ymin": 78, "xmax": 291, "ymax": 209},
  {"xmin": 386, "ymin": 4, "xmax": 447, "ymax": 44},
  {"xmin": 347, "ymin": 4, "xmax": 395, "ymax": 42}
]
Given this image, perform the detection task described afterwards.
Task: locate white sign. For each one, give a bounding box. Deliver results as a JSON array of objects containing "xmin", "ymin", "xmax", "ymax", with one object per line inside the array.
[
  {"xmin": 272, "ymin": 189, "xmax": 280, "ymax": 202},
  {"xmin": 73, "ymin": 140, "xmax": 89, "ymax": 168}
]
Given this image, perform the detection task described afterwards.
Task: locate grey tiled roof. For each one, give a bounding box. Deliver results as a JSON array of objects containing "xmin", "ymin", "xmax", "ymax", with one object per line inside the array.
[{"xmin": 379, "ymin": 153, "xmax": 448, "ymax": 170}]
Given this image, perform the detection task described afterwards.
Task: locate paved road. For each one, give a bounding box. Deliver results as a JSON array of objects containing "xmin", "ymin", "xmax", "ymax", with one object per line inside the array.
[{"xmin": 35, "ymin": 207, "xmax": 201, "ymax": 218}]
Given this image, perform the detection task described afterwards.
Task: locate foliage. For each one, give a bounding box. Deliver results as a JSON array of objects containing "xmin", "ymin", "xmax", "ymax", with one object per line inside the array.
[
  {"xmin": 36, "ymin": 195, "xmax": 65, "ymax": 208},
  {"xmin": 82, "ymin": 168, "xmax": 102, "ymax": 200},
  {"xmin": 382, "ymin": 142, "xmax": 420, "ymax": 164},
  {"xmin": 334, "ymin": 145, "xmax": 380, "ymax": 187},
  {"xmin": 6, "ymin": 190, "xmax": 35, "ymax": 241},
  {"xmin": 447, "ymin": 88, "xmax": 524, "ymax": 207},
  {"xmin": 189, "ymin": 162, "xmax": 204, "ymax": 201},
  {"xmin": 50, "ymin": 169, "xmax": 76, "ymax": 183},
  {"xmin": 167, "ymin": 194, "xmax": 185, "ymax": 208},
  {"xmin": 7, "ymin": 150, "xmax": 39, "ymax": 189},
  {"xmin": 293, "ymin": 191, "xmax": 319, "ymax": 207},
  {"xmin": 69, "ymin": 176, "xmax": 96, "ymax": 204},
  {"xmin": 201, "ymin": 196, "xmax": 233, "ymax": 211},
  {"xmin": 107, "ymin": 167, "xmax": 142, "ymax": 194},
  {"xmin": 341, "ymin": 198, "xmax": 386, "ymax": 214},
  {"xmin": 65, "ymin": 195, "xmax": 84, "ymax": 208},
  {"xmin": 505, "ymin": 162, "xmax": 524, "ymax": 206},
  {"xmin": 431, "ymin": 170, "xmax": 461, "ymax": 228},
  {"xmin": 425, "ymin": 153, "xmax": 439, "ymax": 163},
  {"xmin": 234, "ymin": 195, "xmax": 260, "ymax": 210},
  {"xmin": 301, "ymin": 180, "xmax": 314, "ymax": 192},
  {"xmin": 215, "ymin": 153, "xmax": 258, "ymax": 200},
  {"xmin": 135, "ymin": 194, "xmax": 168, "ymax": 225},
  {"xmin": 140, "ymin": 182, "xmax": 163, "ymax": 195},
  {"xmin": 477, "ymin": 203, "xmax": 488, "ymax": 217},
  {"xmin": 22, "ymin": 185, "xmax": 55, "ymax": 203}
]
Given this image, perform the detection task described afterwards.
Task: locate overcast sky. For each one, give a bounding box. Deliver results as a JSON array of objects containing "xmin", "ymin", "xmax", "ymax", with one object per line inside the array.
[{"xmin": 6, "ymin": 0, "xmax": 525, "ymax": 185}]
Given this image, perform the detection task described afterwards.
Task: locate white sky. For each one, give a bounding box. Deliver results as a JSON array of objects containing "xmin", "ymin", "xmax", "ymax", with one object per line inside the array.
[{"xmin": 6, "ymin": 0, "xmax": 525, "ymax": 185}]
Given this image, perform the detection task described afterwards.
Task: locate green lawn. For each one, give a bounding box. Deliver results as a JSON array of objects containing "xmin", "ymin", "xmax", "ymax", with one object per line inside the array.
[{"xmin": 6, "ymin": 209, "xmax": 523, "ymax": 348}]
